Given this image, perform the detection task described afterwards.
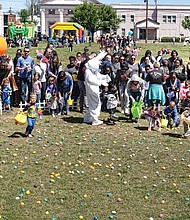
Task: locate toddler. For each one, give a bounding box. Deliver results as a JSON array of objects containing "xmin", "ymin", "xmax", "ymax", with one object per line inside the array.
[
  {"xmin": 143, "ymin": 106, "xmax": 161, "ymax": 132},
  {"xmin": 33, "ymin": 72, "xmax": 42, "ymax": 103},
  {"xmin": 46, "ymin": 76, "xmax": 56, "ymax": 100},
  {"xmin": 50, "ymin": 92, "xmax": 58, "ymax": 117},
  {"xmin": 180, "ymin": 80, "xmax": 189, "ymax": 101},
  {"xmin": 1, "ymin": 78, "xmax": 12, "ymax": 110},
  {"xmin": 23, "ymin": 93, "xmax": 42, "ymax": 137},
  {"xmin": 162, "ymin": 101, "xmax": 180, "ymax": 128}
]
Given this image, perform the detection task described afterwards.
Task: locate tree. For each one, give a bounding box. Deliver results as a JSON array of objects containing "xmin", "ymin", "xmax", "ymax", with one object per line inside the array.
[
  {"xmin": 70, "ymin": 1, "xmax": 121, "ymax": 42},
  {"xmin": 98, "ymin": 4, "xmax": 121, "ymax": 34},
  {"xmin": 182, "ymin": 17, "xmax": 190, "ymax": 31},
  {"xmin": 18, "ymin": 9, "xmax": 30, "ymax": 23}
]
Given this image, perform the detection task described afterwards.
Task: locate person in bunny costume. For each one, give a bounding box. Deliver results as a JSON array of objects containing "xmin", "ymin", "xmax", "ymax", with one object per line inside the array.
[{"xmin": 84, "ymin": 51, "xmax": 109, "ymax": 125}]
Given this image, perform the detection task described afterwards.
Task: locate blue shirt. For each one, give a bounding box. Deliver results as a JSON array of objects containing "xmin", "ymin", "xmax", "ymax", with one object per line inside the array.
[
  {"xmin": 162, "ymin": 105, "xmax": 178, "ymax": 124},
  {"xmin": 17, "ymin": 55, "xmax": 34, "ymax": 79},
  {"xmin": 56, "ymin": 72, "xmax": 73, "ymax": 94}
]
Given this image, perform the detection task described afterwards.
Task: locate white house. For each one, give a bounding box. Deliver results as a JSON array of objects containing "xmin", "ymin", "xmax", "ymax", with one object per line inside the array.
[
  {"xmin": 38, "ymin": 1, "xmax": 190, "ymax": 40},
  {"xmin": 39, "ymin": 0, "xmax": 100, "ymax": 36},
  {"xmin": 111, "ymin": 3, "xmax": 190, "ymax": 40}
]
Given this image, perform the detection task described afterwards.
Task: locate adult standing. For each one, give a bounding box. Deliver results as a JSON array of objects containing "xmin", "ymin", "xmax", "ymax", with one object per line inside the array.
[
  {"xmin": 128, "ymin": 54, "xmax": 143, "ymax": 78},
  {"xmin": 84, "ymin": 52, "xmax": 107, "ymax": 125},
  {"xmin": 77, "ymin": 52, "xmax": 97, "ymax": 113},
  {"xmin": 48, "ymin": 55, "xmax": 62, "ymax": 79},
  {"xmin": 145, "ymin": 62, "xmax": 166, "ymax": 110},
  {"xmin": 16, "ymin": 47, "xmax": 34, "ymax": 103},
  {"xmin": 33, "ymin": 54, "xmax": 47, "ymax": 101},
  {"xmin": 64, "ymin": 56, "xmax": 79, "ymax": 110},
  {"xmin": 168, "ymin": 50, "xmax": 183, "ymax": 72},
  {"xmin": 42, "ymin": 47, "xmax": 52, "ymax": 75}
]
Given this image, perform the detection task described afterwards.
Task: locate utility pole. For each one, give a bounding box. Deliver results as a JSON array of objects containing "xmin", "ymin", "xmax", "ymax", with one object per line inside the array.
[
  {"xmin": 145, "ymin": 0, "xmax": 148, "ymax": 43},
  {"xmin": 31, "ymin": 0, "xmax": 34, "ymax": 22}
]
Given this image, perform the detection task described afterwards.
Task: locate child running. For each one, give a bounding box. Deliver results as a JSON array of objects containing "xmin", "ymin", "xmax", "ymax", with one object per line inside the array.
[{"xmin": 23, "ymin": 93, "xmax": 42, "ymax": 137}]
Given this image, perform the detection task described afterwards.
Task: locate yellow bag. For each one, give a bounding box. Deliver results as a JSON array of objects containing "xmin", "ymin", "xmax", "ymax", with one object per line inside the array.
[
  {"xmin": 15, "ymin": 111, "xmax": 27, "ymax": 125},
  {"xmin": 161, "ymin": 117, "xmax": 168, "ymax": 128},
  {"xmin": 67, "ymin": 96, "xmax": 73, "ymax": 106}
]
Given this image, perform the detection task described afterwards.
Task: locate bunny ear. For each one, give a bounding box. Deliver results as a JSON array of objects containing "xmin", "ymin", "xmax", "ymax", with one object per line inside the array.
[
  {"xmin": 96, "ymin": 51, "xmax": 107, "ymax": 61},
  {"xmin": 36, "ymin": 49, "xmax": 39, "ymax": 55}
]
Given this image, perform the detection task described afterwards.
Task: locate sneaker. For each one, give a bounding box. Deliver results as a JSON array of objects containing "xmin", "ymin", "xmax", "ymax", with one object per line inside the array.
[
  {"xmin": 92, "ymin": 120, "xmax": 103, "ymax": 126},
  {"xmin": 121, "ymin": 110, "xmax": 124, "ymax": 114},
  {"xmin": 83, "ymin": 119, "xmax": 92, "ymax": 124},
  {"xmin": 65, "ymin": 110, "xmax": 70, "ymax": 115},
  {"xmin": 28, "ymin": 134, "xmax": 33, "ymax": 138},
  {"xmin": 184, "ymin": 130, "xmax": 190, "ymax": 137},
  {"xmin": 58, "ymin": 112, "xmax": 62, "ymax": 116},
  {"xmin": 52, "ymin": 114, "xmax": 55, "ymax": 117},
  {"xmin": 124, "ymin": 108, "xmax": 129, "ymax": 115}
]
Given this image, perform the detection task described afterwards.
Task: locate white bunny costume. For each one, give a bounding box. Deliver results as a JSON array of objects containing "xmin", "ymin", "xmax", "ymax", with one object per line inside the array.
[{"xmin": 84, "ymin": 52, "xmax": 107, "ymax": 125}]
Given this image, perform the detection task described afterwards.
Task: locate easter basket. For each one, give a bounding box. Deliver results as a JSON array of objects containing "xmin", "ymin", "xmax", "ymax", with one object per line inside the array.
[
  {"xmin": 67, "ymin": 96, "xmax": 73, "ymax": 106},
  {"xmin": 15, "ymin": 111, "xmax": 27, "ymax": 125},
  {"xmin": 160, "ymin": 117, "xmax": 168, "ymax": 128}
]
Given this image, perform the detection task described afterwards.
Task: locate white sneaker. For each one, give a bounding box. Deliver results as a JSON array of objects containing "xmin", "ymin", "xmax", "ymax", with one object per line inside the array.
[
  {"xmin": 92, "ymin": 120, "xmax": 103, "ymax": 126},
  {"xmin": 124, "ymin": 108, "xmax": 129, "ymax": 115},
  {"xmin": 121, "ymin": 110, "xmax": 124, "ymax": 114},
  {"xmin": 28, "ymin": 134, "xmax": 33, "ymax": 138},
  {"xmin": 58, "ymin": 112, "xmax": 62, "ymax": 116},
  {"xmin": 52, "ymin": 114, "xmax": 55, "ymax": 117},
  {"xmin": 184, "ymin": 130, "xmax": 190, "ymax": 137}
]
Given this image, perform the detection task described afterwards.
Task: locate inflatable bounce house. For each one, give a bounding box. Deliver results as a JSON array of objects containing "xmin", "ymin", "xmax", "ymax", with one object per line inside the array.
[
  {"xmin": 49, "ymin": 22, "xmax": 84, "ymax": 41},
  {"xmin": 8, "ymin": 20, "xmax": 35, "ymax": 39}
]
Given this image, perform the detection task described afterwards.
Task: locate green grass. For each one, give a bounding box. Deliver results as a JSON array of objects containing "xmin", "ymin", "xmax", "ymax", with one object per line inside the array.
[{"xmin": 0, "ymin": 42, "xmax": 190, "ymax": 220}]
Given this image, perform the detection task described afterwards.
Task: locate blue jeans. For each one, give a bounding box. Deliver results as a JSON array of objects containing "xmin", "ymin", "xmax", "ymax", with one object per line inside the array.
[
  {"xmin": 20, "ymin": 78, "xmax": 31, "ymax": 103},
  {"xmin": 36, "ymin": 94, "xmax": 41, "ymax": 103},
  {"xmin": 59, "ymin": 92, "xmax": 69, "ymax": 113},
  {"xmin": 26, "ymin": 117, "xmax": 36, "ymax": 134}
]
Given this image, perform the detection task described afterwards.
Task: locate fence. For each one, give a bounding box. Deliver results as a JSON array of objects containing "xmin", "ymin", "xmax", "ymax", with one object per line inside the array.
[{"xmin": 0, "ymin": 99, "xmax": 79, "ymax": 116}]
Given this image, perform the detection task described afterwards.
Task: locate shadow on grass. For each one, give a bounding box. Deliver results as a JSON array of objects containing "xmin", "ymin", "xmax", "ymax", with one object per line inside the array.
[
  {"xmin": 62, "ymin": 116, "xmax": 83, "ymax": 124},
  {"xmin": 8, "ymin": 132, "xmax": 26, "ymax": 138},
  {"xmin": 134, "ymin": 126, "xmax": 148, "ymax": 130},
  {"xmin": 162, "ymin": 132, "xmax": 183, "ymax": 138}
]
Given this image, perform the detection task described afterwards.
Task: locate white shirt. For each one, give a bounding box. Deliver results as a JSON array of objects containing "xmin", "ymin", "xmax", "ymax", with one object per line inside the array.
[{"xmin": 33, "ymin": 62, "xmax": 47, "ymax": 82}]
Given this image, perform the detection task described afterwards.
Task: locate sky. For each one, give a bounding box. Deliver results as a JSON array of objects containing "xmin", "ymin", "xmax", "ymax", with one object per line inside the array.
[{"xmin": 0, "ymin": 0, "xmax": 190, "ymax": 13}]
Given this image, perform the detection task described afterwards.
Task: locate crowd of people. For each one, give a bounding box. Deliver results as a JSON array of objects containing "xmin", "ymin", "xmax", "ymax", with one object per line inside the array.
[{"xmin": 1, "ymin": 39, "xmax": 190, "ymax": 137}]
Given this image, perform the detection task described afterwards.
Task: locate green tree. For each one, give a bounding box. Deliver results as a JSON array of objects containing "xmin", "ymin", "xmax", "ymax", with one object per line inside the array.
[
  {"xmin": 98, "ymin": 4, "xmax": 121, "ymax": 34},
  {"xmin": 70, "ymin": 1, "xmax": 121, "ymax": 42},
  {"xmin": 18, "ymin": 9, "xmax": 30, "ymax": 23},
  {"xmin": 182, "ymin": 17, "xmax": 190, "ymax": 33}
]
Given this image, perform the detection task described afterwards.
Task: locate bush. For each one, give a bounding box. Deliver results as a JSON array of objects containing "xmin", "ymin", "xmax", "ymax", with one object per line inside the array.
[{"xmin": 161, "ymin": 37, "xmax": 180, "ymax": 42}]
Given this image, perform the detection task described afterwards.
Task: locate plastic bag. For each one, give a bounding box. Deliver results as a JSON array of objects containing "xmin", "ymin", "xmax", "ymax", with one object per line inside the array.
[
  {"xmin": 15, "ymin": 111, "xmax": 27, "ymax": 125},
  {"xmin": 131, "ymin": 101, "xmax": 142, "ymax": 119}
]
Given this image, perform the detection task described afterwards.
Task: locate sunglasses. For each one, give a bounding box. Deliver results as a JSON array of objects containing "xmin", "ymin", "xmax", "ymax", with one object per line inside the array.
[
  {"xmin": 120, "ymin": 59, "xmax": 125, "ymax": 61},
  {"xmin": 24, "ymin": 50, "xmax": 29, "ymax": 53},
  {"xmin": 187, "ymin": 96, "xmax": 190, "ymax": 98},
  {"xmin": 131, "ymin": 58, "xmax": 136, "ymax": 60}
]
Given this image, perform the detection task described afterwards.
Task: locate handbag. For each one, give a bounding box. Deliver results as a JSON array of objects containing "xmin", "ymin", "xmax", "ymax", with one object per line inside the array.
[
  {"xmin": 15, "ymin": 111, "xmax": 27, "ymax": 125},
  {"xmin": 131, "ymin": 101, "xmax": 142, "ymax": 119}
]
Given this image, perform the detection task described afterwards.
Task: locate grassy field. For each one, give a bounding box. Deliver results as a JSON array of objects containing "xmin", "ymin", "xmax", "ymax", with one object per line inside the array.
[{"xmin": 0, "ymin": 42, "xmax": 190, "ymax": 220}]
